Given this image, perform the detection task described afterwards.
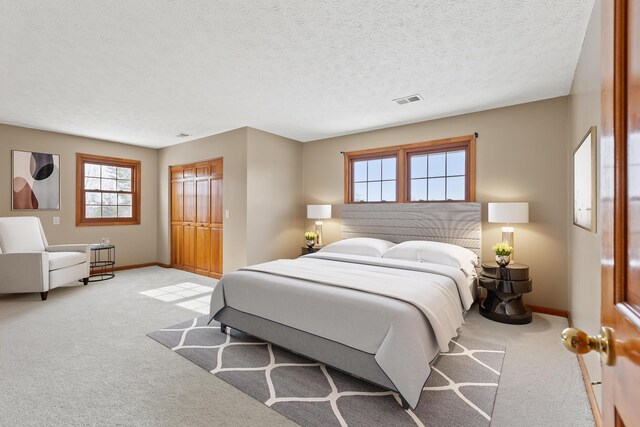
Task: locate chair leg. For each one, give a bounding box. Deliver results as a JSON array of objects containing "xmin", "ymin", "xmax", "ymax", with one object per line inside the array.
[
  {"xmin": 82, "ymin": 277, "xmax": 89, "ymax": 286},
  {"xmin": 40, "ymin": 291, "xmax": 48, "ymax": 301}
]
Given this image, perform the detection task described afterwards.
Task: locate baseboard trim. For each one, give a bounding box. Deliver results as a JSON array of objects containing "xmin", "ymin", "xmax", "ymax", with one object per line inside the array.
[
  {"xmin": 113, "ymin": 262, "xmax": 159, "ymax": 272},
  {"xmin": 567, "ymin": 313, "xmax": 602, "ymax": 427},
  {"xmin": 527, "ymin": 304, "xmax": 569, "ymax": 318}
]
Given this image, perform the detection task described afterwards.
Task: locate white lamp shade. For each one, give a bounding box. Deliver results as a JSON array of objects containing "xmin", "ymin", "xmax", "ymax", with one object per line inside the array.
[
  {"xmin": 488, "ymin": 202, "xmax": 529, "ymax": 224},
  {"xmin": 307, "ymin": 204, "xmax": 332, "ymax": 219}
]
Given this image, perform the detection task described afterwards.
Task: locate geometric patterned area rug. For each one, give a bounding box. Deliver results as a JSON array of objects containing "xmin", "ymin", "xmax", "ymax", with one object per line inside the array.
[{"xmin": 148, "ymin": 316, "xmax": 505, "ymax": 427}]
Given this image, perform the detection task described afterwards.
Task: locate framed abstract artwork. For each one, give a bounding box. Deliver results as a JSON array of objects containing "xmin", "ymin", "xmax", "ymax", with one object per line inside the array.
[
  {"xmin": 12, "ymin": 150, "xmax": 61, "ymax": 210},
  {"xmin": 573, "ymin": 127, "xmax": 596, "ymax": 231}
]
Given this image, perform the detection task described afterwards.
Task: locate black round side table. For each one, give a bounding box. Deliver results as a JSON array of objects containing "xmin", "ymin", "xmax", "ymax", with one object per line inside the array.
[{"xmin": 479, "ymin": 261, "xmax": 532, "ymax": 324}]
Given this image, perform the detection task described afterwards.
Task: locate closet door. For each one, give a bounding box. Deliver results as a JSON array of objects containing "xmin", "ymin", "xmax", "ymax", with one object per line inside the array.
[
  {"xmin": 182, "ymin": 167, "xmax": 196, "ymax": 270},
  {"xmin": 210, "ymin": 159, "xmax": 223, "ymax": 278},
  {"xmin": 170, "ymin": 159, "xmax": 222, "ymax": 278},
  {"xmin": 195, "ymin": 163, "xmax": 211, "ymax": 275},
  {"xmin": 170, "ymin": 168, "xmax": 184, "ymax": 266}
]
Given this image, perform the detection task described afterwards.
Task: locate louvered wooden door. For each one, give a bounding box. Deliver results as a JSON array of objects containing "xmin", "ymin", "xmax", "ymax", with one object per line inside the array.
[{"xmin": 170, "ymin": 158, "xmax": 223, "ymax": 278}]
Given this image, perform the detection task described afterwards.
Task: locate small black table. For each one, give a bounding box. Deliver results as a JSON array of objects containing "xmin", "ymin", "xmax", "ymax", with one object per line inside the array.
[
  {"xmin": 89, "ymin": 244, "xmax": 115, "ymax": 282},
  {"xmin": 479, "ymin": 261, "xmax": 532, "ymax": 324},
  {"xmin": 301, "ymin": 245, "xmax": 323, "ymax": 255}
]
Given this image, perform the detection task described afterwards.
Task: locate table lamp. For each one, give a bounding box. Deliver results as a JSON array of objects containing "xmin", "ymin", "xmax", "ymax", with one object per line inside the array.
[
  {"xmin": 488, "ymin": 202, "xmax": 529, "ymax": 262},
  {"xmin": 307, "ymin": 205, "xmax": 331, "ymax": 245}
]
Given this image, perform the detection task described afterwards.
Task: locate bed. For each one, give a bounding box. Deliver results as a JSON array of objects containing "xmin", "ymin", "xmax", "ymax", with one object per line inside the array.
[{"xmin": 208, "ymin": 203, "xmax": 481, "ymax": 409}]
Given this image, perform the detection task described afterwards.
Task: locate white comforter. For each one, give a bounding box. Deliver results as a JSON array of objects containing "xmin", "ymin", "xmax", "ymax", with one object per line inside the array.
[
  {"xmin": 243, "ymin": 254, "xmax": 469, "ymax": 351},
  {"xmin": 209, "ymin": 252, "xmax": 473, "ymax": 409}
]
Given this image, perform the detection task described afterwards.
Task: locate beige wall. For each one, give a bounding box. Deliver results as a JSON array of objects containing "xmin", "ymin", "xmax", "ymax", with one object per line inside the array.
[
  {"xmin": 157, "ymin": 128, "xmax": 249, "ymax": 273},
  {"xmin": 156, "ymin": 126, "xmax": 304, "ymax": 272},
  {"xmin": 246, "ymin": 128, "xmax": 304, "ymax": 264},
  {"xmin": 303, "ymin": 97, "xmax": 569, "ymax": 310},
  {"xmin": 567, "ymin": 0, "xmax": 602, "ymax": 407},
  {"xmin": 0, "ymin": 123, "xmax": 158, "ymax": 266}
]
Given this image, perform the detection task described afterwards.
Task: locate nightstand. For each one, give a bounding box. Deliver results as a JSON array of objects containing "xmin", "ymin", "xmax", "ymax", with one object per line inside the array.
[
  {"xmin": 479, "ymin": 261, "xmax": 532, "ymax": 324},
  {"xmin": 301, "ymin": 246, "xmax": 322, "ymax": 255}
]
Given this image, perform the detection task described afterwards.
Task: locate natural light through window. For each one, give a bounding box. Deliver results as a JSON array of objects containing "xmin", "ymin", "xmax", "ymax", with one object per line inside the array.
[
  {"xmin": 84, "ymin": 163, "xmax": 133, "ymax": 218},
  {"xmin": 352, "ymin": 157, "xmax": 397, "ymax": 202},
  {"xmin": 76, "ymin": 153, "xmax": 141, "ymax": 226},
  {"xmin": 409, "ymin": 150, "xmax": 466, "ymax": 201},
  {"xmin": 344, "ymin": 135, "xmax": 475, "ymax": 204}
]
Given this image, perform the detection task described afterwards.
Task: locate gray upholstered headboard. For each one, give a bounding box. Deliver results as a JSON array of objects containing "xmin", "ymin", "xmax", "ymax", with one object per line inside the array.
[{"xmin": 341, "ymin": 202, "xmax": 482, "ymax": 257}]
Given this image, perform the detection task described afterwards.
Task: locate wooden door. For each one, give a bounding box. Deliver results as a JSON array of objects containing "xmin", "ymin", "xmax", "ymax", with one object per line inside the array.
[
  {"xmin": 195, "ymin": 163, "xmax": 211, "ymax": 275},
  {"xmin": 182, "ymin": 175, "xmax": 196, "ymax": 270},
  {"xmin": 601, "ymin": 1, "xmax": 640, "ymax": 424},
  {"xmin": 170, "ymin": 159, "xmax": 223, "ymax": 278},
  {"xmin": 210, "ymin": 159, "xmax": 223, "ymax": 278}
]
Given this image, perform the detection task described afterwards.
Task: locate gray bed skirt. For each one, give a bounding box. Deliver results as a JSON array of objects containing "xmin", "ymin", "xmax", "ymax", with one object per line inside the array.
[{"xmin": 211, "ymin": 307, "xmax": 414, "ymax": 406}]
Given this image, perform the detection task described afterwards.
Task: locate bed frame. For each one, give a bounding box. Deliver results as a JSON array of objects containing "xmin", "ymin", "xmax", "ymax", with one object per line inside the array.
[{"xmin": 214, "ymin": 202, "xmax": 482, "ymax": 409}]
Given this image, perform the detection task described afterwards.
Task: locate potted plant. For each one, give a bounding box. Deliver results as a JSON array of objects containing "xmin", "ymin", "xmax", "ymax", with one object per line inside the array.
[
  {"xmin": 304, "ymin": 231, "xmax": 317, "ymax": 248},
  {"xmin": 492, "ymin": 242, "xmax": 513, "ymax": 267}
]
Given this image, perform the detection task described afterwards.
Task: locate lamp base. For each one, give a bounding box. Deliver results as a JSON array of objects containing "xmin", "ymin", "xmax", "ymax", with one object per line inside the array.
[
  {"xmin": 315, "ymin": 221, "xmax": 323, "ymax": 246},
  {"xmin": 501, "ymin": 227, "xmax": 514, "ymax": 263}
]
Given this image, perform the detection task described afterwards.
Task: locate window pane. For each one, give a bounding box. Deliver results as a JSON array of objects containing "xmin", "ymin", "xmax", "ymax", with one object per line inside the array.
[
  {"xmin": 411, "ymin": 154, "xmax": 427, "ymax": 178},
  {"xmin": 353, "ymin": 161, "xmax": 367, "ymax": 182},
  {"xmin": 101, "ymin": 165, "xmax": 117, "ymax": 179},
  {"xmin": 368, "ymin": 181, "xmax": 381, "ymax": 202},
  {"xmin": 118, "ymin": 206, "xmax": 132, "ymax": 218},
  {"xmin": 447, "ymin": 151, "xmax": 465, "ymax": 176},
  {"xmin": 86, "ymin": 191, "xmax": 101, "ymax": 205},
  {"xmin": 85, "ymin": 177, "xmax": 100, "ymax": 190},
  {"xmin": 354, "ymin": 182, "xmax": 367, "ymax": 202},
  {"xmin": 447, "ymin": 176, "xmax": 465, "ymax": 200},
  {"xmin": 85, "ymin": 163, "xmax": 101, "ymax": 177},
  {"xmin": 382, "ymin": 158, "xmax": 396, "ymax": 180},
  {"xmin": 428, "ymin": 153, "xmax": 445, "ymax": 177},
  {"xmin": 102, "ymin": 193, "xmax": 117, "ymax": 206},
  {"xmin": 102, "ymin": 206, "xmax": 117, "ymax": 218},
  {"xmin": 86, "ymin": 206, "xmax": 101, "ymax": 218},
  {"xmin": 118, "ymin": 194, "xmax": 132, "ymax": 206},
  {"xmin": 381, "ymin": 181, "xmax": 396, "ymax": 202},
  {"xmin": 101, "ymin": 179, "xmax": 116, "ymax": 191},
  {"xmin": 116, "ymin": 180, "xmax": 131, "ymax": 191},
  {"xmin": 428, "ymin": 178, "xmax": 446, "ymax": 200},
  {"xmin": 367, "ymin": 159, "xmax": 381, "ymax": 181},
  {"xmin": 116, "ymin": 167, "xmax": 132, "ymax": 180},
  {"xmin": 411, "ymin": 178, "xmax": 427, "ymax": 201}
]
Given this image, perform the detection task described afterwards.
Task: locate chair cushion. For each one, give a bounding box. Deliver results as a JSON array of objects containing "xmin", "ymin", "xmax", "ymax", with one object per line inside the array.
[
  {"xmin": 49, "ymin": 252, "xmax": 87, "ymax": 271},
  {"xmin": 0, "ymin": 217, "xmax": 46, "ymax": 253}
]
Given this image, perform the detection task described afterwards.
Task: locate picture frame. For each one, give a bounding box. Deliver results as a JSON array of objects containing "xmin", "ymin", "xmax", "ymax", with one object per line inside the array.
[
  {"xmin": 573, "ymin": 126, "xmax": 596, "ymax": 231},
  {"xmin": 12, "ymin": 150, "xmax": 61, "ymax": 210}
]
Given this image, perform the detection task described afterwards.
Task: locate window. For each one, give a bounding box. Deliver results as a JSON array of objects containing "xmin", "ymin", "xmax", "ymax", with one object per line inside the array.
[
  {"xmin": 344, "ymin": 135, "xmax": 476, "ymax": 204},
  {"xmin": 76, "ymin": 153, "xmax": 141, "ymax": 226},
  {"xmin": 352, "ymin": 156, "xmax": 397, "ymax": 202}
]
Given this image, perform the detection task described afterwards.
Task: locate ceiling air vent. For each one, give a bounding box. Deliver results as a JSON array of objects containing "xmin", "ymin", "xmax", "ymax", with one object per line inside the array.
[
  {"xmin": 176, "ymin": 132, "xmax": 192, "ymax": 138},
  {"xmin": 393, "ymin": 94, "xmax": 423, "ymax": 105}
]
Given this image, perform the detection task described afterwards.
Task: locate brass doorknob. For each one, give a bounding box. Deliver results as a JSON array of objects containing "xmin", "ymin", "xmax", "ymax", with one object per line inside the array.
[{"xmin": 561, "ymin": 326, "xmax": 616, "ymax": 366}]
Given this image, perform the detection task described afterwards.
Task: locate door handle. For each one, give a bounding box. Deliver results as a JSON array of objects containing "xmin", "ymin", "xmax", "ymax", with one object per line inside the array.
[
  {"xmin": 562, "ymin": 327, "xmax": 616, "ymax": 366},
  {"xmin": 562, "ymin": 326, "xmax": 640, "ymax": 367}
]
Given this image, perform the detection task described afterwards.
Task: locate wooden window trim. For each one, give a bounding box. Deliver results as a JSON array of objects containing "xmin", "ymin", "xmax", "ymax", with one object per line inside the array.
[
  {"xmin": 344, "ymin": 135, "xmax": 476, "ymax": 204},
  {"xmin": 76, "ymin": 153, "xmax": 142, "ymax": 226}
]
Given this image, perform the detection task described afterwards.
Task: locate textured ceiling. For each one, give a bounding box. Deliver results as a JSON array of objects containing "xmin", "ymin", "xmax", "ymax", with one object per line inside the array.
[{"xmin": 0, "ymin": 1, "xmax": 594, "ymax": 148}]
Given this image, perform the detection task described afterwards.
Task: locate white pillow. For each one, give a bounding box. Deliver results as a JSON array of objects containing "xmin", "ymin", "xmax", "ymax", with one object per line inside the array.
[
  {"xmin": 382, "ymin": 240, "xmax": 478, "ymax": 275},
  {"xmin": 320, "ymin": 238, "xmax": 396, "ymax": 258}
]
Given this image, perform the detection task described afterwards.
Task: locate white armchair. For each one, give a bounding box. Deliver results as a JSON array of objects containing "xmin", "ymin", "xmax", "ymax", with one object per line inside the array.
[{"xmin": 0, "ymin": 217, "xmax": 91, "ymax": 300}]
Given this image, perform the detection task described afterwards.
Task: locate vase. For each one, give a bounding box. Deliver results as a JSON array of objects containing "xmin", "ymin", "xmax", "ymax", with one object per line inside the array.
[
  {"xmin": 495, "ymin": 255, "xmax": 511, "ymax": 267},
  {"xmin": 306, "ymin": 240, "xmax": 315, "ymax": 248}
]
